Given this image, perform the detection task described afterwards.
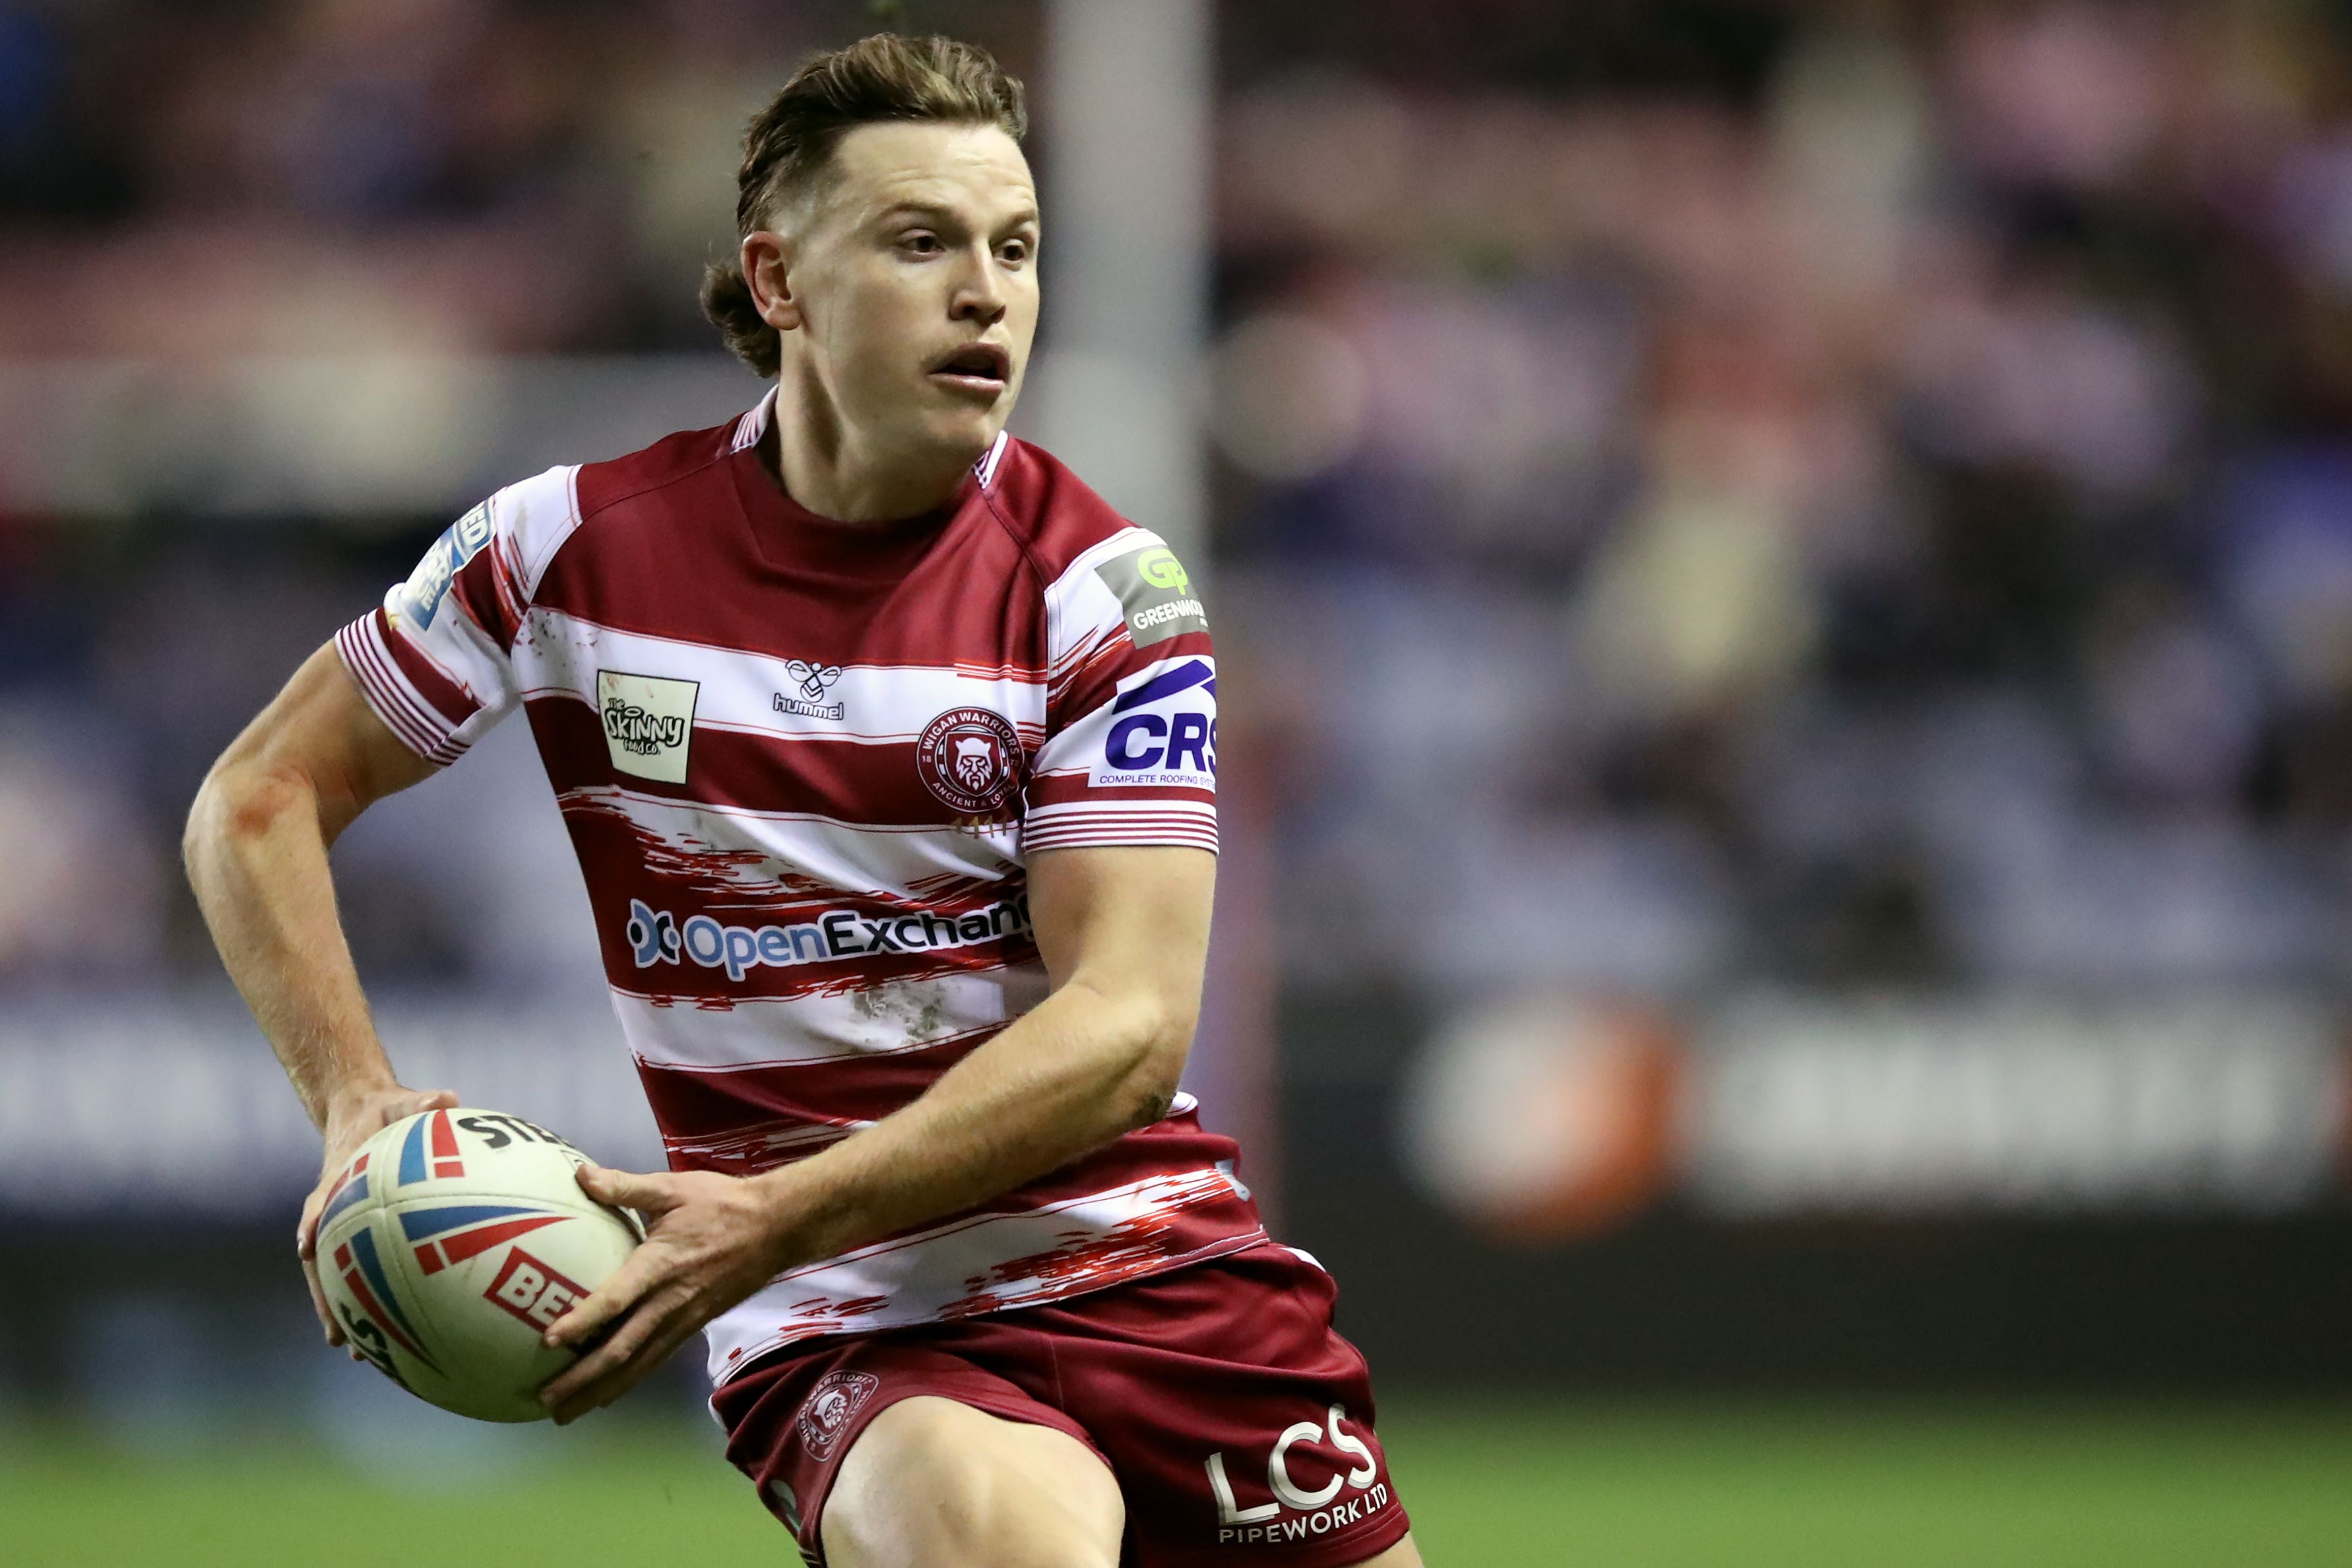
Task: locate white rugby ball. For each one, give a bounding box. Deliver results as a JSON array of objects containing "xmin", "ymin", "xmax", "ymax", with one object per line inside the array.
[{"xmin": 314, "ymin": 1106, "xmax": 643, "ymax": 1422}]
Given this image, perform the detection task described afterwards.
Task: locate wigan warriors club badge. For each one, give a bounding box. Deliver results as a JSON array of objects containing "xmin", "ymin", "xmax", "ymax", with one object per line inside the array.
[
  {"xmin": 916, "ymin": 706, "xmax": 1022, "ymax": 817},
  {"xmin": 795, "ymin": 1369, "xmax": 881, "ymax": 1460}
]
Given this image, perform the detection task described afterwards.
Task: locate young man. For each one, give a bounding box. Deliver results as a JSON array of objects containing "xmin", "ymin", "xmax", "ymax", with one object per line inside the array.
[{"xmin": 185, "ymin": 34, "xmax": 1418, "ymax": 1568}]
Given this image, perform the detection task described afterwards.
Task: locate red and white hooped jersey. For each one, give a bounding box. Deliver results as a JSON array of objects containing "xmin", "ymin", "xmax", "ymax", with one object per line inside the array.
[{"xmin": 335, "ymin": 391, "xmax": 1259, "ymax": 1383}]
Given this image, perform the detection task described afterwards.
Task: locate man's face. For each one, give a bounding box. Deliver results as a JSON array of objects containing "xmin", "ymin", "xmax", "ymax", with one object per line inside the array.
[{"xmin": 780, "ymin": 121, "xmax": 1039, "ymax": 467}]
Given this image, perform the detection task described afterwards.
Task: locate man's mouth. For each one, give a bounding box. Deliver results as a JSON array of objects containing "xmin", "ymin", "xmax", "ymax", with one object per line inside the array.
[{"xmin": 929, "ymin": 342, "xmax": 1011, "ymax": 394}]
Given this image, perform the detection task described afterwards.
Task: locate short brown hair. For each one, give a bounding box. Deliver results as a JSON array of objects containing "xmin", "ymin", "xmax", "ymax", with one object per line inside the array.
[{"xmin": 701, "ymin": 33, "xmax": 1029, "ymax": 378}]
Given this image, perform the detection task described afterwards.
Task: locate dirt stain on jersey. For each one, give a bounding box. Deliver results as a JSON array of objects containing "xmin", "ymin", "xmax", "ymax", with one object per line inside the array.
[{"xmin": 851, "ymin": 982, "xmax": 949, "ymax": 1045}]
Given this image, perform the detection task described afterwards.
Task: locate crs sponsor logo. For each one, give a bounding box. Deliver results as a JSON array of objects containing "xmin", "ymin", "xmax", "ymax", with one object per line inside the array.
[
  {"xmin": 796, "ymin": 1369, "xmax": 881, "ymax": 1460},
  {"xmin": 1096, "ymin": 542, "xmax": 1208, "ymax": 648},
  {"xmin": 397, "ymin": 499, "xmax": 493, "ymax": 630},
  {"xmin": 625, "ymin": 894, "xmax": 1034, "ymax": 979},
  {"xmin": 1091, "ymin": 658, "xmax": 1216, "ymax": 790},
  {"xmin": 1205, "ymin": 1404, "xmax": 1389, "ymax": 1546},
  {"xmin": 598, "ymin": 670, "xmax": 699, "ymax": 784}
]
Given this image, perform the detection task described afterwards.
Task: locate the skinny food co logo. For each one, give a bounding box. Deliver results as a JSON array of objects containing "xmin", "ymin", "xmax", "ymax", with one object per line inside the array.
[{"xmin": 598, "ymin": 670, "xmax": 698, "ymax": 784}]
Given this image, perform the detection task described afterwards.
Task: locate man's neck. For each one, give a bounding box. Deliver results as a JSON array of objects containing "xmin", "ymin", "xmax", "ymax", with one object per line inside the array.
[{"xmin": 759, "ymin": 373, "xmax": 980, "ymax": 524}]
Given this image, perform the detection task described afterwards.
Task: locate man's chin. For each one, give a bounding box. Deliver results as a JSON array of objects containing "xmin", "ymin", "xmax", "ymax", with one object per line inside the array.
[{"xmin": 916, "ymin": 406, "xmax": 1010, "ymax": 470}]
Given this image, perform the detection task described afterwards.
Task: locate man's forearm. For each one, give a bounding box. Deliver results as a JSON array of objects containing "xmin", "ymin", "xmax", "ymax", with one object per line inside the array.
[
  {"xmin": 749, "ymin": 976, "xmax": 1187, "ymax": 1269},
  {"xmin": 185, "ymin": 760, "xmax": 394, "ymax": 1130}
]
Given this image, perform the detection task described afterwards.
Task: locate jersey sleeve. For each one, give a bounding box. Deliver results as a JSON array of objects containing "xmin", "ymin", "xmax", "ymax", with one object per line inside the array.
[
  {"xmin": 333, "ymin": 472, "xmax": 567, "ymax": 765},
  {"xmin": 1023, "ymin": 528, "xmax": 1219, "ymax": 855}
]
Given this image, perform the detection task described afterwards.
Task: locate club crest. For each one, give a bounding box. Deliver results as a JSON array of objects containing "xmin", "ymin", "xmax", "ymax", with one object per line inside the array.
[
  {"xmin": 915, "ymin": 707, "xmax": 1021, "ymax": 817},
  {"xmin": 796, "ymin": 1369, "xmax": 881, "ymax": 1459}
]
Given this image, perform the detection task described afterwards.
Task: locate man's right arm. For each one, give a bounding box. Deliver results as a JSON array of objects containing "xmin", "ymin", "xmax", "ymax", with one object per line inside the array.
[{"xmin": 183, "ymin": 642, "xmax": 454, "ymax": 1346}]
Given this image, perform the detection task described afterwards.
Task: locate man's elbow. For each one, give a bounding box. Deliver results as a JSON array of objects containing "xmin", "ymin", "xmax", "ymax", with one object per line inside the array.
[
  {"xmin": 1116, "ymin": 1000, "xmax": 1196, "ymax": 1129},
  {"xmin": 185, "ymin": 759, "xmax": 310, "ymax": 869}
]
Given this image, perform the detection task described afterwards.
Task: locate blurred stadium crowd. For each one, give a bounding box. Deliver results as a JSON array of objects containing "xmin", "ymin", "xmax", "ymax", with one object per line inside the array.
[
  {"xmin": 7, "ymin": 0, "xmax": 2352, "ymax": 1006},
  {"xmin": 1222, "ymin": 1, "xmax": 2352, "ymax": 999}
]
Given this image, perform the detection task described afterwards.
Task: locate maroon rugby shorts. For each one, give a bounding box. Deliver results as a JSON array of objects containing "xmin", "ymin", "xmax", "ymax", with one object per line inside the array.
[{"xmin": 711, "ymin": 1241, "xmax": 1411, "ymax": 1568}]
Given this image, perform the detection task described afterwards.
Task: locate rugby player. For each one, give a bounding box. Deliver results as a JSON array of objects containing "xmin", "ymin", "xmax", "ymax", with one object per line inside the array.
[{"xmin": 185, "ymin": 33, "xmax": 1418, "ymax": 1568}]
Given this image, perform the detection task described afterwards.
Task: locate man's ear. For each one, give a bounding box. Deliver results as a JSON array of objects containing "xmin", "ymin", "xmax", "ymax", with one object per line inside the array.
[{"xmin": 742, "ymin": 231, "xmax": 802, "ymax": 333}]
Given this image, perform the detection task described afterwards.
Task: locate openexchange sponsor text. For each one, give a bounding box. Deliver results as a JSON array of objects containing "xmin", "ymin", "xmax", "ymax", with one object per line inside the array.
[{"xmin": 627, "ymin": 895, "xmax": 1031, "ymax": 979}]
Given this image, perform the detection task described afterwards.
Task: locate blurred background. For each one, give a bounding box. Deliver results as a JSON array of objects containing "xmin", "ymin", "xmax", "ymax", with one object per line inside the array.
[{"xmin": 9, "ymin": 0, "xmax": 2352, "ymax": 1563}]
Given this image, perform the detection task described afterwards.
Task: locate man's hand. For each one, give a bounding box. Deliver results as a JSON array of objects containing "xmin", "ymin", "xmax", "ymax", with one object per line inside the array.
[
  {"xmin": 298, "ymin": 1083, "xmax": 459, "ymax": 1350},
  {"xmin": 538, "ymin": 1164, "xmax": 798, "ymax": 1424}
]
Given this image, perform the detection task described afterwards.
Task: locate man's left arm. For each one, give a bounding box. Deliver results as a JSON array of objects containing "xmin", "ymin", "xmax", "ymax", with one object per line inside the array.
[{"xmin": 538, "ymin": 843, "xmax": 1215, "ymax": 1422}]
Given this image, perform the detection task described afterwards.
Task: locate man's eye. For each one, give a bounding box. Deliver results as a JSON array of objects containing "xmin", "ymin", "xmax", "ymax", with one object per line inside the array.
[
  {"xmin": 901, "ymin": 233, "xmax": 941, "ymax": 254},
  {"xmin": 998, "ymin": 240, "xmax": 1031, "ymax": 265}
]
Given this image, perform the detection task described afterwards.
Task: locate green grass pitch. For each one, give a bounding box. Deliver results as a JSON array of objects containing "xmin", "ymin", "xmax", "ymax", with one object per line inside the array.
[{"xmin": 7, "ymin": 1398, "xmax": 2352, "ymax": 1565}]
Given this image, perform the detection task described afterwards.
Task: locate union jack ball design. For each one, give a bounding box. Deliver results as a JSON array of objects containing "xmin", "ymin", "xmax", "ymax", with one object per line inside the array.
[{"xmin": 313, "ymin": 1107, "xmax": 643, "ymax": 1422}]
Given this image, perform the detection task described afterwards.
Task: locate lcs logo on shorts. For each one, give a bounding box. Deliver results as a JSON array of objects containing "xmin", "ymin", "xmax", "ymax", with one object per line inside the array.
[
  {"xmin": 796, "ymin": 1369, "xmax": 881, "ymax": 1460},
  {"xmin": 1097, "ymin": 543, "xmax": 1208, "ymax": 648},
  {"xmin": 598, "ymin": 670, "xmax": 699, "ymax": 784},
  {"xmin": 1091, "ymin": 659, "xmax": 1216, "ymax": 790},
  {"xmin": 1204, "ymin": 1404, "xmax": 1390, "ymax": 1547},
  {"xmin": 398, "ymin": 500, "xmax": 493, "ymax": 631}
]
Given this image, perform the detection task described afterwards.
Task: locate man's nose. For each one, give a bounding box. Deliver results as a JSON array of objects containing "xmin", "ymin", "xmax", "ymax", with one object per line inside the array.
[{"xmin": 951, "ymin": 245, "xmax": 1009, "ymax": 324}]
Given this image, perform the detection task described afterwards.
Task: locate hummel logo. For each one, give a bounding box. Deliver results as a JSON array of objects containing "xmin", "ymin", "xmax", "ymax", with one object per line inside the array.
[
  {"xmin": 785, "ymin": 660, "xmax": 844, "ymax": 699},
  {"xmin": 774, "ymin": 660, "xmax": 846, "ymax": 721}
]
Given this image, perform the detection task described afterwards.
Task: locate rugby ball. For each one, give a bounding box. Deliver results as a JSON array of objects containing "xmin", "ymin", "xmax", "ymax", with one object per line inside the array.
[{"xmin": 313, "ymin": 1107, "xmax": 643, "ymax": 1422}]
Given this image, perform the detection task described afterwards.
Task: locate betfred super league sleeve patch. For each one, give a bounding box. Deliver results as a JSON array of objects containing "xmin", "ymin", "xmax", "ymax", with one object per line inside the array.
[
  {"xmin": 1095, "ymin": 544, "xmax": 1208, "ymax": 648},
  {"xmin": 395, "ymin": 499, "xmax": 494, "ymax": 631}
]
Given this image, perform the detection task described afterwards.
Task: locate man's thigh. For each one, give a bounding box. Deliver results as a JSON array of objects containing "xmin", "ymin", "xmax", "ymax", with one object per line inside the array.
[
  {"xmin": 713, "ymin": 1246, "xmax": 1414, "ymax": 1565},
  {"xmin": 823, "ymin": 1394, "xmax": 1126, "ymax": 1568}
]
